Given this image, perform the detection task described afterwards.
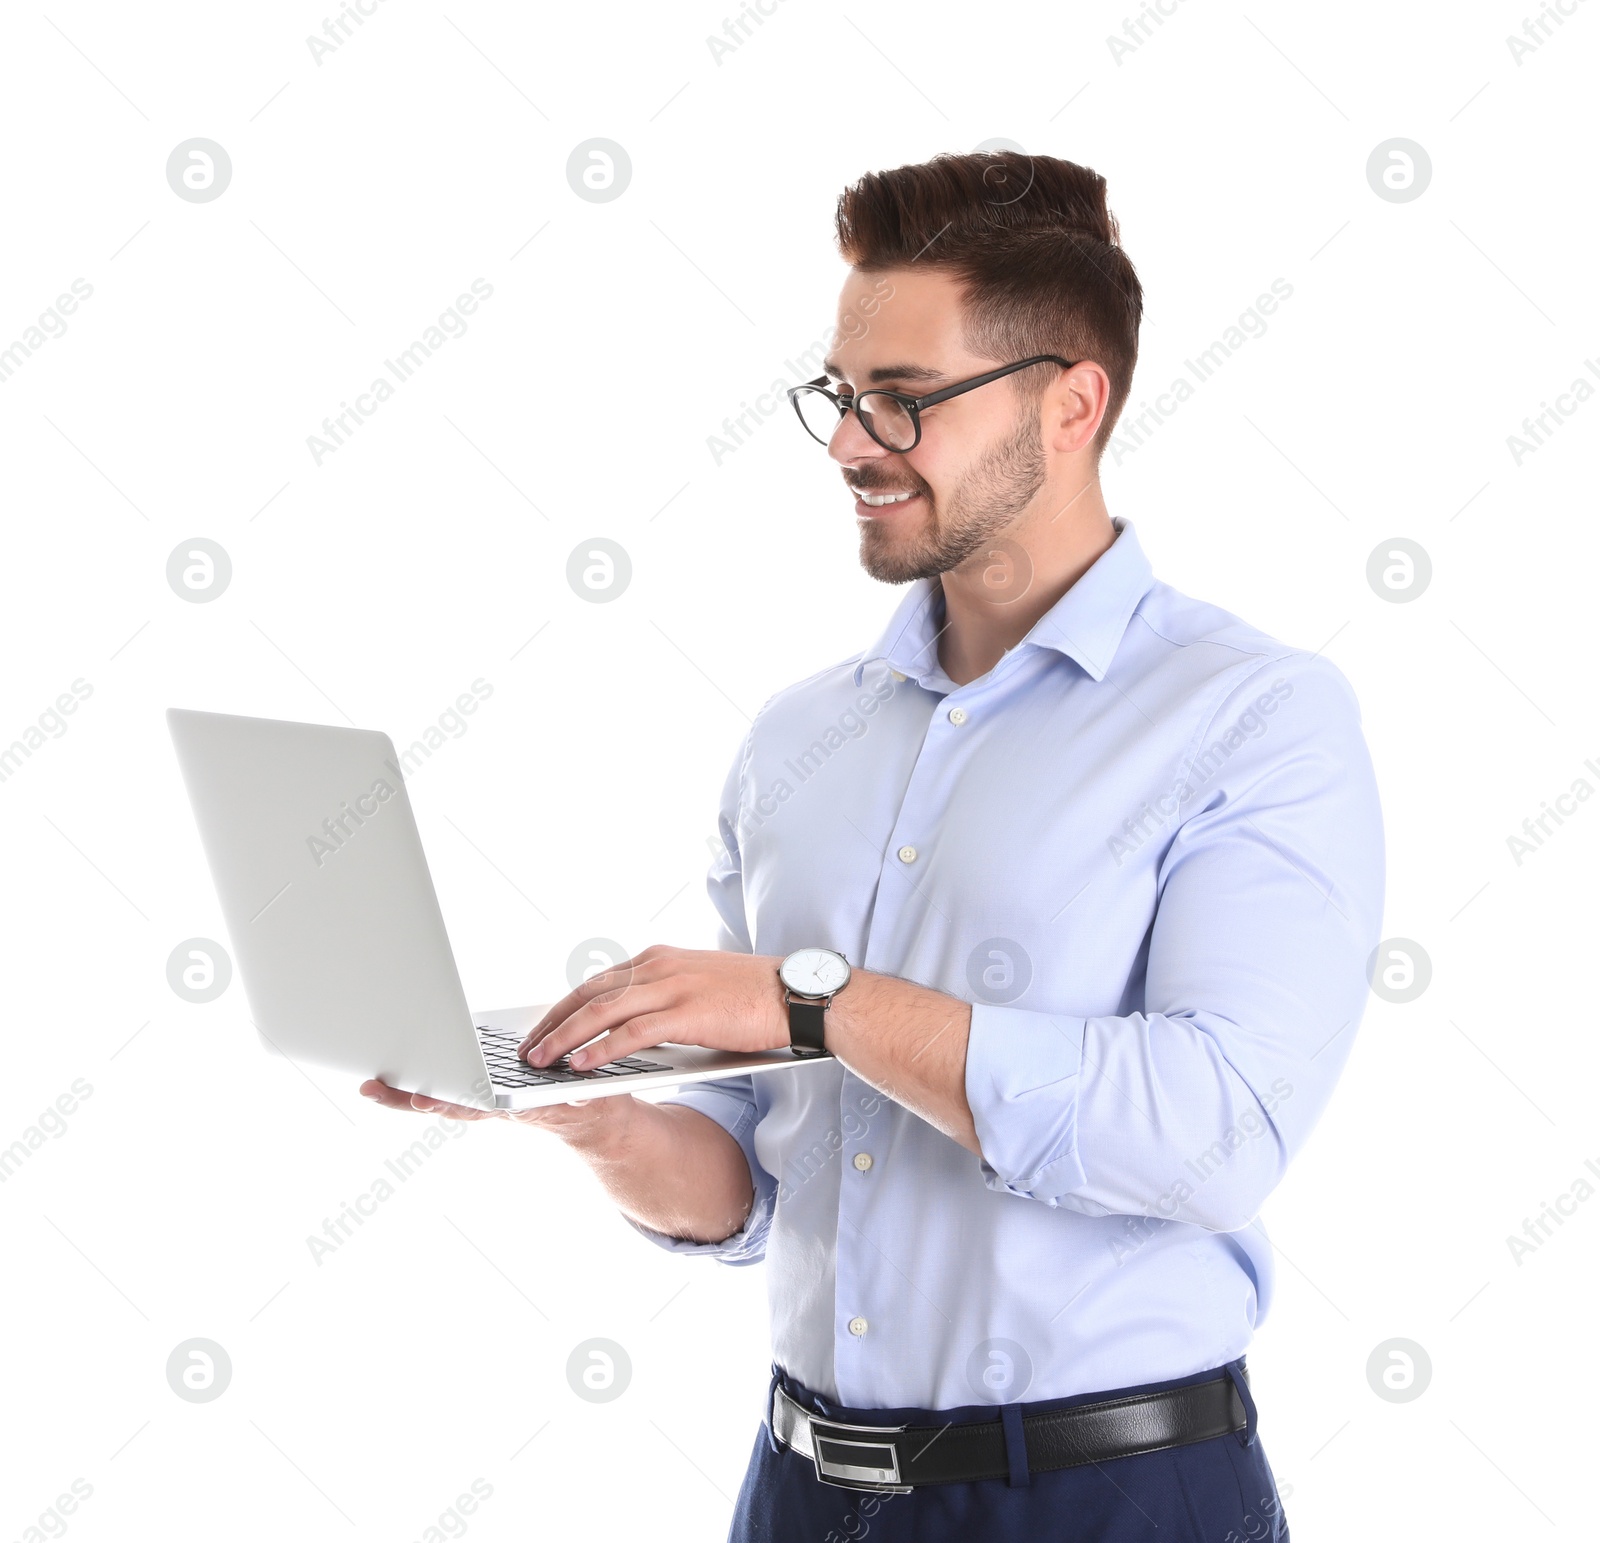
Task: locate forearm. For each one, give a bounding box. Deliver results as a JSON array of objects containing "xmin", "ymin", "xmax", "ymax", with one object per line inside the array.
[
  {"xmin": 519, "ymin": 945, "xmax": 982, "ymax": 1165},
  {"xmin": 561, "ymin": 1095, "xmax": 756, "ymax": 1244},
  {"xmin": 825, "ymin": 970, "xmax": 979, "ymax": 1156}
]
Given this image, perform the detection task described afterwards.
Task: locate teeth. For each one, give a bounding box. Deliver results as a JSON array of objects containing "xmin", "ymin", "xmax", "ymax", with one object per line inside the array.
[{"xmin": 859, "ymin": 490, "xmax": 916, "ymax": 506}]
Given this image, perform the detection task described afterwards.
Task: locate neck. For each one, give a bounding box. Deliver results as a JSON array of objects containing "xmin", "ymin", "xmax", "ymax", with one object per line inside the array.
[{"xmin": 936, "ymin": 476, "xmax": 1117, "ymax": 687}]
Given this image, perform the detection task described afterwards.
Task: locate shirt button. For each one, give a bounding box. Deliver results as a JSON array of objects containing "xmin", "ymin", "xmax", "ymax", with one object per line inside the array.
[
  {"xmin": 890, "ymin": 670, "xmax": 906, "ymax": 683},
  {"xmin": 848, "ymin": 1317, "xmax": 869, "ymax": 1337},
  {"xmin": 948, "ymin": 707, "xmax": 968, "ymax": 726},
  {"xmin": 897, "ymin": 845, "xmax": 917, "ymax": 864},
  {"xmin": 852, "ymin": 1152, "xmax": 873, "ymax": 1172}
]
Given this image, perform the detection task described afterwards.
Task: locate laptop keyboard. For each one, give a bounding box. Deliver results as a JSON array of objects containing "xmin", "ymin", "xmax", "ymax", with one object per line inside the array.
[{"xmin": 477, "ymin": 1028, "xmax": 674, "ymax": 1087}]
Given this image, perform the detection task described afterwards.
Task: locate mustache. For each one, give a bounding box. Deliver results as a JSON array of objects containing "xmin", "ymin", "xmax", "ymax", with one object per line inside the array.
[{"xmin": 846, "ymin": 474, "xmax": 929, "ymax": 496}]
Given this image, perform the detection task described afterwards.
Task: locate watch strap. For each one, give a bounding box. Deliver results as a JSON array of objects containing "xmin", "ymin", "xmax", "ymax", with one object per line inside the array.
[{"xmin": 786, "ymin": 996, "xmax": 829, "ymax": 1057}]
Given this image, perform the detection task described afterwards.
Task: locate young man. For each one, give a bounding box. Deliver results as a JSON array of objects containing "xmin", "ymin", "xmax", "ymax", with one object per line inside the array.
[{"xmin": 366, "ymin": 151, "xmax": 1383, "ymax": 1541}]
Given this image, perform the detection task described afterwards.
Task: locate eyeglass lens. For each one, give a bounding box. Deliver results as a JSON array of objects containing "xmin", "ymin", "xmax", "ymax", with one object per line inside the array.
[{"xmin": 793, "ymin": 387, "xmax": 916, "ymax": 451}]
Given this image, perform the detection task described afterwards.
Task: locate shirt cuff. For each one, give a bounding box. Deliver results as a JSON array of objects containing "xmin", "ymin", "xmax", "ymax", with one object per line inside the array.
[
  {"xmin": 622, "ymin": 1079, "xmax": 775, "ymax": 1265},
  {"xmin": 964, "ymin": 1004, "xmax": 1089, "ymax": 1205}
]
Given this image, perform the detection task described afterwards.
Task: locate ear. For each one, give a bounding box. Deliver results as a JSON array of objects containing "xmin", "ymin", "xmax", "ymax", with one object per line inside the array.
[{"xmin": 1046, "ymin": 361, "xmax": 1110, "ymax": 455}]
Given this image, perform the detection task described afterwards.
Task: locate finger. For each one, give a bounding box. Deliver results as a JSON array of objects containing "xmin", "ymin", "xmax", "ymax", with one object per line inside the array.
[
  {"xmin": 568, "ymin": 1012, "xmax": 675, "ymax": 1069},
  {"xmin": 360, "ymin": 1079, "xmax": 419, "ymax": 1110},
  {"xmin": 506, "ymin": 1090, "xmax": 638, "ymax": 1128},
  {"xmin": 505, "ymin": 1103, "xmax": 573, "ymax": 1126},
  {"xmin": 525, "ymin": 977, "xmax": 670, "ymax": 1064},
  {"xmin": 359, "ymin": 1080, "xmax": 494, "ymax": 1120},
  {"xmin": 527, "ymin": 982, "xmax": 677, "ymax": 1067},
  {"xmin": 517, "ymin": 991, "xmax": 584, "ymax": 1058},
  {"xmin": 518, "ymin": 952, "xmax": 667, "ymax": 1057},
  {"xmin": 519, "ymin": 967, "xmax": 642, "ymax": 1056}
]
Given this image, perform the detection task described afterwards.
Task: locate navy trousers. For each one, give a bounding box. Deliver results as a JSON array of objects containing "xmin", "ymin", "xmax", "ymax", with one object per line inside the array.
[{"xmin": 728, "ymin": 1358, "xmax": 1290, "ymax": 1543}]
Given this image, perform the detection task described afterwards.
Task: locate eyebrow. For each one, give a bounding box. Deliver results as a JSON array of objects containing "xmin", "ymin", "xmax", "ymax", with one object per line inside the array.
[{"xmin": 821, "ymin": 358, "xmax": 949, "ymax": 388}]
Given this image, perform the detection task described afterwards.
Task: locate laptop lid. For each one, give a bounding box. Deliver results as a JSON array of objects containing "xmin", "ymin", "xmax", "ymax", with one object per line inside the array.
[{"xmin": 167, "ymin": 708, "xmax": 494, "ymax": 1108}]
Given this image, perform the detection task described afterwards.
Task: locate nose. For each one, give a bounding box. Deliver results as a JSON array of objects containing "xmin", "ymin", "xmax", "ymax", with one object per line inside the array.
[{"xmin": 827, "ymin": 407, "xmax": 894, "ymax": 467}]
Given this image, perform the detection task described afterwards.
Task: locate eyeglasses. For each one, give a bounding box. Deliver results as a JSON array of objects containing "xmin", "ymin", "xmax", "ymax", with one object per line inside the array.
[{"xmin": 787, "ymin": 355, "xmax": 1078, "ymax": 453}]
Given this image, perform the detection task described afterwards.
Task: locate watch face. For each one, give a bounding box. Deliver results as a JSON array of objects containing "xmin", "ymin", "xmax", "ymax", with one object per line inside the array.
[{"xmin": 781, "ymin": 948, "xmax": 850, "ymax": 997}]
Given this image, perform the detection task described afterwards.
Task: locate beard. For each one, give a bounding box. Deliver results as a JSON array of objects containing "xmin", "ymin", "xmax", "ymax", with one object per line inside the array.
[{"xmin": 858, "ymin": 409, "xmax": 1047, "ymax": 585}]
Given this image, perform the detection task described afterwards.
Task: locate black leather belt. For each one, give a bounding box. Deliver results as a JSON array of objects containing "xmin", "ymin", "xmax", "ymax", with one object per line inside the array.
[{"xmin": 772, "ymin": 1365, "xmax": 1249, "ymax": 1493}]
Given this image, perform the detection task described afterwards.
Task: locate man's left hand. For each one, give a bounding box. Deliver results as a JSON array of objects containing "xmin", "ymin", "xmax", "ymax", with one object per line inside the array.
[{"xmin": 519, "ymin": 945, "xmax": 789, "ymax": 1069}]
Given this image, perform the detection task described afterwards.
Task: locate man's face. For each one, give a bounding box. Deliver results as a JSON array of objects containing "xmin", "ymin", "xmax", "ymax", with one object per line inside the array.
[{"xmin": 824, "ymin": 267, "xmax": 1048, "ymax": 585}]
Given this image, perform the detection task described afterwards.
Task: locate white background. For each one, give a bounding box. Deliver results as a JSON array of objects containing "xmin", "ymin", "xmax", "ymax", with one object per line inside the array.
[{"xmin": 2, "ymin": 2, "xmax": 1596, "ymax": 1538}]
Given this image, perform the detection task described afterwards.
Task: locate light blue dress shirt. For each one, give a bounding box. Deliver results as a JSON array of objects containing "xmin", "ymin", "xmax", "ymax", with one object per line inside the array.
[{"xmin": 630, "ymin": 517, "xmax": 1384, "ymax": 1412}]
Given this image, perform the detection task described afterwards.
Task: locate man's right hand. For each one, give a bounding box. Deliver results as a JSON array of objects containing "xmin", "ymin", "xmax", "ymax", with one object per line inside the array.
[
  {"xmin": 358, "ymin": 1077, "xmax": 755, "ymax": 1247},
  {"xmin": 358, "ymin": 1078, "xmax": 636, "ymax": 1148}
]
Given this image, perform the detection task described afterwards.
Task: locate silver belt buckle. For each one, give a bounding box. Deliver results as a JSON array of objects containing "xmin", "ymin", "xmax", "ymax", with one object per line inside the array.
[{"xmin": 807, "ymin": 1414, "xmax": 913, "ymax": 1493}]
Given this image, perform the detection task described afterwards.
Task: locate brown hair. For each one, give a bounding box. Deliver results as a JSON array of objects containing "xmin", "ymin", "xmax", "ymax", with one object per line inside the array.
[{"xmin": 834, "ymin": 151, "xmax": 1143, "ymax": 460}]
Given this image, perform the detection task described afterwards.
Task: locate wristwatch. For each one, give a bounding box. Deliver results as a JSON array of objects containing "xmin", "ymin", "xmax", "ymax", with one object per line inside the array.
[{"xmin": 778, "ymin": 948, "xmax": 851, "ymax": 1058}]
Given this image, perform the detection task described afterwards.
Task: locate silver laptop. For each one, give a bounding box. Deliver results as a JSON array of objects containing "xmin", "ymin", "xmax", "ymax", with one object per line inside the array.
[{"xmin": 166, "ymin": 708, "xmax": 834, "ymax": 1110}]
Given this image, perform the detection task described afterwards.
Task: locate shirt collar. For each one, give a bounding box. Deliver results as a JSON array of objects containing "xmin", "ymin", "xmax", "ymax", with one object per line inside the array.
[{"xmin": 852, "ymin": 517, "xmax": 1155, "ymax": 687}]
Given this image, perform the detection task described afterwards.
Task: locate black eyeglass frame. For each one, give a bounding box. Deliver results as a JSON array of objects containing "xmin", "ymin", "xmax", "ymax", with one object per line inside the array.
[{"xmin": 786, "ymin": 354, "xmax": 1080, "ymax": 452}]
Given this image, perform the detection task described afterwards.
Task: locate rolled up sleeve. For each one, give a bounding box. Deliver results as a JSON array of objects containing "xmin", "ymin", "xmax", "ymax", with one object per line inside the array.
[
  {"xmin": 962, "ymin": 652, "xmax": 1384, "ymax": 1232},
  {"xmin": 965, "ymin": 1007, "xmax": 1089, "ymax": 1203}
]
